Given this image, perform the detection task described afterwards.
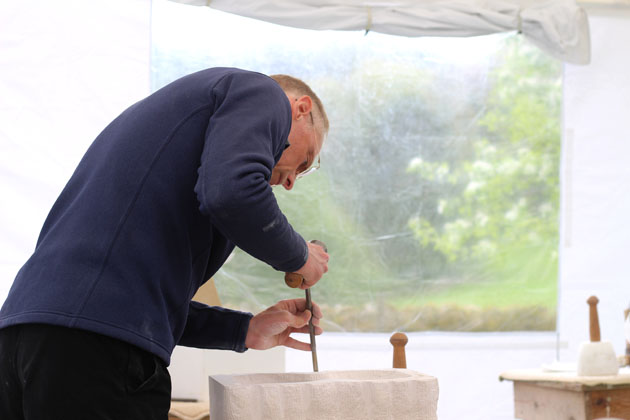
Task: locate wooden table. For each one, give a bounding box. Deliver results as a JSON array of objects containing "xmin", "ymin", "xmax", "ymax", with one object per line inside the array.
[{"xmin": 500, "ymin": 368, "xmax": 630, "ymax": 420}]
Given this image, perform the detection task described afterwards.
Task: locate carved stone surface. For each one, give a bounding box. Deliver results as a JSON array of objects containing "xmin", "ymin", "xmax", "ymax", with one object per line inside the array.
[{"xmin": 209, "ymin": 369, "xmax": 438, "ymax": 420}]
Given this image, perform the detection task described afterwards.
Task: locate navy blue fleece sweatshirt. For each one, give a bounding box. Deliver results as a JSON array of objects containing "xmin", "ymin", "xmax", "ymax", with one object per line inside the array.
[{"xmin": 0, "ymin": 68, "xmax": 308, "ymax": 364}]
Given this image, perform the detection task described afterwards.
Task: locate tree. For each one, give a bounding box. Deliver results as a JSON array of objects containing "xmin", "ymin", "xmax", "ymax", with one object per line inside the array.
[{"xmin": 407, "ymin": 35, "xmax": 561, "ymax": 307}]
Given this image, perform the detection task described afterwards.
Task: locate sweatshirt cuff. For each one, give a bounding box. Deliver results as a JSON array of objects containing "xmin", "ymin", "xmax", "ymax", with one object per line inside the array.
[
  {"xmin": 233, "ymin": 311, "xmax": 254, "ymax": 353},
  {"xmin": 277, "ymin": 239, "xmax": 309, "ymax": 273}
]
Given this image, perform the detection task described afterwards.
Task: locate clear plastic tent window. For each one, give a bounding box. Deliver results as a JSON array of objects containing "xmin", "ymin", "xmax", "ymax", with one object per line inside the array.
[{"xmin": 152, "ymin": 0, "xmax": 561, "ymax": 333}]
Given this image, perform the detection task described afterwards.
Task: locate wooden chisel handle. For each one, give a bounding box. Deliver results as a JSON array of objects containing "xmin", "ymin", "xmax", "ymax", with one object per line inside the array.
[{"xmin": 284, "ymin": 240, "xmax": 328, "ymax": 288}]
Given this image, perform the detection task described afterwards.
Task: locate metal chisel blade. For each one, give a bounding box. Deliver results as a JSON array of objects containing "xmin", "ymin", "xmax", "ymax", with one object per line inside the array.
[{"xmin": 305, "ymin": 288, "xmax": 318, "ymax": 372}]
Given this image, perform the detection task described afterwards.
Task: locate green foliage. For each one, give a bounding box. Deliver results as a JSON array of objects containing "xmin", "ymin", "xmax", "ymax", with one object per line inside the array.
[
  {"xmin": 406, "ymin": 36, "xmax": 562, "ymax": 300},
  {"xmin": 216, "ymin": 36, "xmax": 562, "ymax": 330}
]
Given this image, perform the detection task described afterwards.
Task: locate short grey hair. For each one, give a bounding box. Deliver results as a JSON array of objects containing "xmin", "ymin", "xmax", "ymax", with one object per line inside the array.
[{"xmin": 270, "ymin": 74, "xmax": 329, "ymax": 141}]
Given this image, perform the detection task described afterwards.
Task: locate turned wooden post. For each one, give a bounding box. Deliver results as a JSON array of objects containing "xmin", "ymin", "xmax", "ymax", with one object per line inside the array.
[{"xmin": 390, "ymin": 332, "xmax": 408, "ymax": 369}]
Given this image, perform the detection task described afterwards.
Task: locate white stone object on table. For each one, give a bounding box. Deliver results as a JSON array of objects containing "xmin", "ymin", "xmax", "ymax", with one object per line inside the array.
[{"xmin": 209, "ymin": 369, "xmax": 438, "ymax": 420}]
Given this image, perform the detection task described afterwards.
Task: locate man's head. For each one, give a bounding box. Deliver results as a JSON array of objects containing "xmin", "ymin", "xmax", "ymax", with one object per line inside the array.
[{"xmin": 270, "ymin": 74, "xmax": 329, "ymax": 190}]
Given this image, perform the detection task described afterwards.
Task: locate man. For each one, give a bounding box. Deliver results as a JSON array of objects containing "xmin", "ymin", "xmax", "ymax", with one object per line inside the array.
[{"xmin": 0, "ymin": 67, "xmax": 330, "ymax": 419}]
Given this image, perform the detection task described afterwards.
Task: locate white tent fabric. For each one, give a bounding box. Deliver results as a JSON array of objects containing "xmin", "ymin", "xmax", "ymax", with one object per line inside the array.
[
  {"xmin": 0, "ymin": 0, "xmax": 151, "ymax": 301},
  {"xmin": 171, "ymin": 0, "xmax": 590, "ymax": 64}
]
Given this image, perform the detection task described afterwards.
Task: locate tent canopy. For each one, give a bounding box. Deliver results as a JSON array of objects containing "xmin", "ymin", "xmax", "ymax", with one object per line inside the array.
[{"xmin": 171, "ymin": 0, "xmax": 591, "ymax": 64}]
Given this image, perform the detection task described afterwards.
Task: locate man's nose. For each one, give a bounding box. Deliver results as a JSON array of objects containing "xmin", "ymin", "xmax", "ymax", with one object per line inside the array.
[{"xmin": 283, "ymin": 173, "xmax": 296, "ymax": 190}]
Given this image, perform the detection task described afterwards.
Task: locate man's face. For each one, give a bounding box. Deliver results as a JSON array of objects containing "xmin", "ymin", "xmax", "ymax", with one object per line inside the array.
[{"xmin": 270, "ymin": 96, "xmax": 322, "ymax": 190}]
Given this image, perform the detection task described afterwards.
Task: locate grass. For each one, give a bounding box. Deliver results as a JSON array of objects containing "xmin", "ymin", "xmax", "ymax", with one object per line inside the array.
[{"xmin": 317, "ymin": 302, "xmax": 556, "ymax": 332}]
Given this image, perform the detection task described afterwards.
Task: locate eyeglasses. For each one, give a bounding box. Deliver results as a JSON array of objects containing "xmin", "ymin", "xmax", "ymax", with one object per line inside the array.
[{"xmin": 296, "ymin": 155, "xmax": 320, "ymax": 179}]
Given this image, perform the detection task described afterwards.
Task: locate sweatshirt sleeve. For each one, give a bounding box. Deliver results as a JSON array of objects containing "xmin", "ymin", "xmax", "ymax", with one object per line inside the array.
[
  {"xmin": 177, "ymin": 301, "xmax": 253, "ymax": 351},
  {"xmin": 194, "ymin": 72, "xmax": 308, "ymax": 273}
]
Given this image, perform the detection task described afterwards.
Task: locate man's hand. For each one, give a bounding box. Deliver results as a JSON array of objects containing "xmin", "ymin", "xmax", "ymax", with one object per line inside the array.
[
  {"xmin": 295, "ymin": 241, "xmax": 329, "ymax": 289},
  {"xmin": 245, "ymin": 299, "xmax": 323, "ymax": 351}
]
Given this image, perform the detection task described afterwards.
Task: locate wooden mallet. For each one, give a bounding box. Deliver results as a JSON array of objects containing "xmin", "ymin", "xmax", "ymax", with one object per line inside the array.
[{"xmin": 577, "ymin": 295, "xmax": 619, "ymax": 376}]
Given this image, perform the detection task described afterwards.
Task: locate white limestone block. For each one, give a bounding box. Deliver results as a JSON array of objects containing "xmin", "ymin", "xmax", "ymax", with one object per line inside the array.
[{"xmin": 209, "ymin": 369, "xmax": 438, "ymax": 420}]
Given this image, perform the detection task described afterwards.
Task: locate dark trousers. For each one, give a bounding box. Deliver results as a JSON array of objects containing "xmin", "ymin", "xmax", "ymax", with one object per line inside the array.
[{"xmin": 0, "ymin": 323, "xmax": 171, "ymax": 420}]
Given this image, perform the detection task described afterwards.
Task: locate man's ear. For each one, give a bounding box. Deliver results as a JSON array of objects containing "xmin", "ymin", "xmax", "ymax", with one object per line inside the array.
[{"xmin": 295, "ymin": 95, "xmax": 313, "ymax": 120}]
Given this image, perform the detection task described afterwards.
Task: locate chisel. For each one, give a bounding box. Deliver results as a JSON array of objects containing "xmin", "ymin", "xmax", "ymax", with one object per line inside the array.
[{"xmin": 284, "ymin": 239, "xmax": 327, "ymax": 372}]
